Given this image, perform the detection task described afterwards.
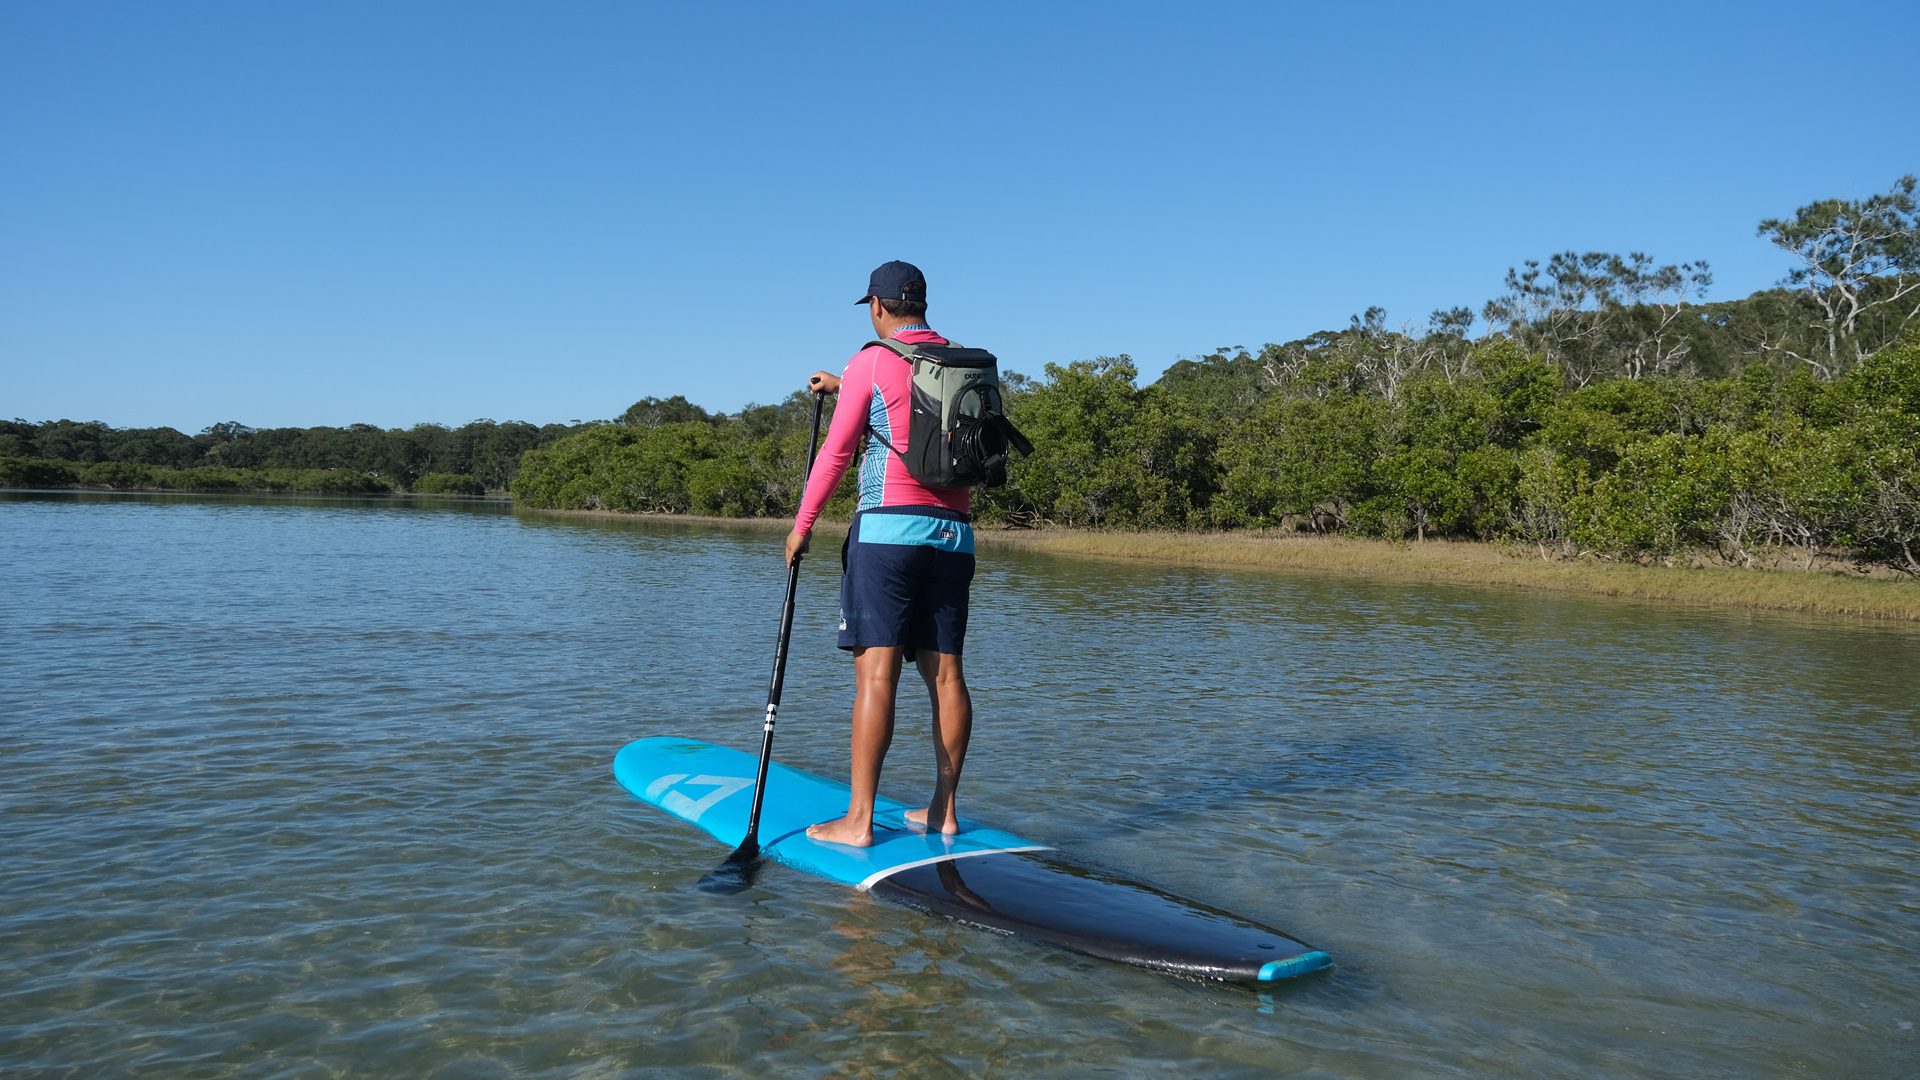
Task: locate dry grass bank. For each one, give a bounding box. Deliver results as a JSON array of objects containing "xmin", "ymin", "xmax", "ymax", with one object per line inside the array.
[
  {"xmin": 976, "ymin": 529, "xmax": 1920, "ymax": 624},
  {"xmin": 516, "ymin": 508, "xmax": 1920, "ymax": 624}
]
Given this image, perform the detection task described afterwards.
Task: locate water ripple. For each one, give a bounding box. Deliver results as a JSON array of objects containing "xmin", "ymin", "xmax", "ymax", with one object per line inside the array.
[{"xmin": 1, "ymin": 494, "xmax": 1915, "ymax": 1078}]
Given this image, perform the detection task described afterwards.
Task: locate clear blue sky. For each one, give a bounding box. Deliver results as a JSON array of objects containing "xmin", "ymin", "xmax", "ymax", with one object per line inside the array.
[{"xmin": 4, "ymin": 1, "xmax": 1915, "ymax": 432}]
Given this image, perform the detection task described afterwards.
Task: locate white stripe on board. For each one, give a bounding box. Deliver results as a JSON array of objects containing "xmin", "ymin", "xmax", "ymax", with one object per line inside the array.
[{"xmin": 856, "ymin": 846, "xmax": 1053, "ymax": 892}]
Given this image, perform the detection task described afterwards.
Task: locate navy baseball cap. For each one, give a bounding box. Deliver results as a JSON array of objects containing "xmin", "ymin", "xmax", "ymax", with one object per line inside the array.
[{"xmin": 857, "ymin": 260, "xmax": 927, "ymax": 304}]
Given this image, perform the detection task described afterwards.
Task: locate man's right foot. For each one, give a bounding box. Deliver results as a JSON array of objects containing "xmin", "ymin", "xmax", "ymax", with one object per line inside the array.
[
  {"xmin": 806, "ymin": 816, "xmax": 874, "ymax": 847},
  {"xmin": 904, "ymin": 807, "xmax": 961, "ymax": 835}
]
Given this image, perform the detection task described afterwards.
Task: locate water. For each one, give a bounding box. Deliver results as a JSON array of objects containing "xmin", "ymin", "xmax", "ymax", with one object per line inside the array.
[{"xmin": 2, "ymin": 492, "xmax": 1915, "ymax": 1078}]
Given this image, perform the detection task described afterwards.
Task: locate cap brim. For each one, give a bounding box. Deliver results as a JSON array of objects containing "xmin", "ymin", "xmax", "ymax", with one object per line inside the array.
[{"xmin": 855, "ymin": 294, "xmax": 873, "ymax": 305}]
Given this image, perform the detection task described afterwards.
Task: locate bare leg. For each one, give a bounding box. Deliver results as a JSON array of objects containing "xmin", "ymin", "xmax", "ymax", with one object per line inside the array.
[
  {"xmin": 904, "ymin": 649, "xmax": 971, "ymax": 835},
  {"xmin": 807, "ymin": 646, "xmax": 904, "ymax": 847}
]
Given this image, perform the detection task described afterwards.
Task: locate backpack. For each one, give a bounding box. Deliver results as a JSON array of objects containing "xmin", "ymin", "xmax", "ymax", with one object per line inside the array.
[{"xmin": 865, "ymin": 338, "xmax": 1033, "ymax": 488}]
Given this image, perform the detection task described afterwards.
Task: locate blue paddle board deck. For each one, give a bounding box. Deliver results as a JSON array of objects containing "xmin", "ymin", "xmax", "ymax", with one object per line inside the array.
[{"xmin": 613, "ymin": 736, "xmax": 1331, "ymax": 985}]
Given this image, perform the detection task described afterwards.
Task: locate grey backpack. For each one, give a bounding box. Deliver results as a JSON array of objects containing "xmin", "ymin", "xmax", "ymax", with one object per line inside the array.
[{"xmin": 865, "ymin": 338, "xmax": 1033, "ymax": 488}]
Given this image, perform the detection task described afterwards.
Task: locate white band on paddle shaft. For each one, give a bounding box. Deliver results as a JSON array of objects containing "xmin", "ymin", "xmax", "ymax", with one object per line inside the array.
[{"xmin": 763, "ymin": 703, "xmax": 777, "ymax": 733}]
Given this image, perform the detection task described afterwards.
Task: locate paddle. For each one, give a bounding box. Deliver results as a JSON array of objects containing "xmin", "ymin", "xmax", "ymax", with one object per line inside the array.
[{"xmin": 698, "ymin": 390, "xmax": 826, "ymax": 895}]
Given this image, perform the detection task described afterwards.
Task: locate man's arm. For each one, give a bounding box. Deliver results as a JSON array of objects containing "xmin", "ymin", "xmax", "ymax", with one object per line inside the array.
[{"xmin": 787, "ymin": 353, "xmax": 872, "ymax": 562}]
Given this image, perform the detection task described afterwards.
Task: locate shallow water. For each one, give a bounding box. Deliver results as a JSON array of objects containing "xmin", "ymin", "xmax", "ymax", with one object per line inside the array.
[{"xmin": 2, "ymin": 492, "xmax": 1916, "ymax": 1077}]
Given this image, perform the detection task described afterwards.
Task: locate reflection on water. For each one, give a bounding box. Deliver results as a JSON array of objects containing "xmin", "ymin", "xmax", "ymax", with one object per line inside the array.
[{"xmin": 1, "ymin": 491, "xmax": 1915, "ymax": 1077}]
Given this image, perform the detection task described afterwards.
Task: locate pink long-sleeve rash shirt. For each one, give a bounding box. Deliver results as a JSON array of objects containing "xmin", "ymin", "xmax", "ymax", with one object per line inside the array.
[{"xmin": 792, "ymin": 329, "xmax": 969, "ymax": 536}]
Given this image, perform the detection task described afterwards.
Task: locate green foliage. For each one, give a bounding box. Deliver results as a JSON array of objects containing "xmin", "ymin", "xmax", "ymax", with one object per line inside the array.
[
  {"xmin": 511, "ymin": 395, "xmax": 824, "ymax": 518},
  {"xmin": 5, "ymin": 417, "xmax": 577, "ymax": 492},
  {"xmin": 80, "ymin": 461, "xmax": 159, "ymax": 489},
  {"xmin": 0, "ymin": 456, "xmax": 80, "ymax": 487},
  {"xmin": 1214, "ymin": 392, "xmax": 1378, "ymax": 529},
  {"xmin": 1581, "ymin": 434, "xmax": 1722, "ymax": 557},
  {"xmin": 981, "ymin": 357, "xmax": 1215, "ymax": 528},
  {"xmin": 414, "ymin": 472, "xmax": 486, "ymax": 495},
  {"xmin": 1473, "ymin": 340, "xmax": 1559, "ymax": 444},
  {"xmin": 1156, "ymin": 347, "xmax": 1264, "ymax": 423},
  {"xmin": 2, "ymin": 459, "xmax": 396, "ymax": 494},
  {"xmin": 32, "ymin": 420, "xmax": 111, "ymax": 463},
  {"xmin": 686, "ymin": 455, "xmax": 762, "ymax": 516},
  {"xmin": 1371, "ymin": 374, "xmax": 1508, "ymax": 539},
  {"xmin": 149, "ymin": 466, "xmax": 394, "ymax": 494},
  {"xmin": 1837, "ymin": 411, "xmax": 1920, "ymax": 575},
  {"xmin": 621, "ymin": 395, "xmax": 714, "ymax": 428},
  {"xmin": 1508, "ymin": 446, "xmax": 1592, "ymax": 555},
  {"xmin": 1830, "ymin": 330, "xmax": 1920, "ymax": 417}
]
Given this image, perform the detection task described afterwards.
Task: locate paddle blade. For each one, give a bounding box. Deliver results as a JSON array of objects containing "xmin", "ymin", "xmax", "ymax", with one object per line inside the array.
[{"xmin": 697, "ymin": 839, "xmax": 762, "ymax": 895}]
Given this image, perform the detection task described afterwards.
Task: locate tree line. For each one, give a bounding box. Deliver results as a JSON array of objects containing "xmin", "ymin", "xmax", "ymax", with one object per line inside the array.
[
  {"xmin": 0, "ymin": 417, "xmax": 586, "ymax": 495},
  {"xmin": 9, "ymin": 177, "xmax": 1914, "ymax": 572},
  {"xmin": 509, "ymin": 396, "xmax": 836, "ymax": 517},
  {"xmin": 511, "ymin": 176, "xmax": 1920, "ymax": 576}
]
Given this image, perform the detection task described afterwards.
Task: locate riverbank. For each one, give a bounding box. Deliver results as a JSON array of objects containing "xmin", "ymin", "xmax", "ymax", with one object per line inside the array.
[
  {"xmin": 518, "ymin": 508, "xmax": 1920, "ymax": 624},
  {"xmin": 981, "ymin": 531, "xmax": 1920, "ymax": 624}
]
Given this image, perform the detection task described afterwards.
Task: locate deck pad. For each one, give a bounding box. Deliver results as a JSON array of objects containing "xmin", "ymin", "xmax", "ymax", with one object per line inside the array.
[{"xmin": 613, "ymin": 736, "xmax": 1047, "ymax": 890}]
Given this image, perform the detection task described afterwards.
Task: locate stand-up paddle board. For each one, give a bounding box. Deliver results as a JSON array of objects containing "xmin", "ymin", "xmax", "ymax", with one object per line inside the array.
[{"xmin": 614, "ymin": 736, "xmax": 1331, "ymax": 985}]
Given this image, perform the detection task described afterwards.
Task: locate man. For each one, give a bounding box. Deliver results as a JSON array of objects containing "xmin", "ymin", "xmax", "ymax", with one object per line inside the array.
[{"xmin": 785, "ymin": 260, "xmax": 975, "ymax": 848}]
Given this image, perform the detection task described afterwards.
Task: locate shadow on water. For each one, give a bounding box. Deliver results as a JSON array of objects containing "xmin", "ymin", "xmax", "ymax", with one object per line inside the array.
[{"xmin": 1100, "ymin": 740, "xmax": 1413, "ymax": 833}]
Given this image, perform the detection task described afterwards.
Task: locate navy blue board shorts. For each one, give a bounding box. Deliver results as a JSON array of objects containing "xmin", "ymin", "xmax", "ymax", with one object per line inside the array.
[{"xmin": 838, "ymin": 507, "xmax": 975, "ymax": 655}]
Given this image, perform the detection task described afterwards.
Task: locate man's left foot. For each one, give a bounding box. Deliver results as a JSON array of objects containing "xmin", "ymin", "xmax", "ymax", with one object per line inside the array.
[{"xmin": 904, "ymin": 807, "xmax": 961, "ymax": 835}]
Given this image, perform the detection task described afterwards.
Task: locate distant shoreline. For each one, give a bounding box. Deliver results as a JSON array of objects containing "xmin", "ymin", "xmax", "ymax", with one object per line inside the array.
[
  {"xmin": 516, "ymin": 507, "xmax": 1920, "ymax": 624},
  {"xmin": 2, "ymin": 485, "xmax": 509, "ymax": 501},
  {"xmin": 13, "ymin": 491, "xmax": 1909, "ymax": 622}
]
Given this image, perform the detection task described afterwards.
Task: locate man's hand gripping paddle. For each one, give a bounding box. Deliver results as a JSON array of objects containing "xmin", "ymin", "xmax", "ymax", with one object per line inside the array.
[{"xmin": 698, "ymin": 391, "xmax": 826, "ymax": 895}]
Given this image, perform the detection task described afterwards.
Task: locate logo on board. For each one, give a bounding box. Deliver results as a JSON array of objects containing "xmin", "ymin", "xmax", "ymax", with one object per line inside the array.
[{"xmin": 643, "ymin": 773, "xmax": 751, "ymax": 822}]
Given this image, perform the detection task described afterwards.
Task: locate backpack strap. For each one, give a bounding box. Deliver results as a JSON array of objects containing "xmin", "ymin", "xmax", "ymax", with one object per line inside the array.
[
  {"xmin": 858, "ymin": 340, "xmax": 912, "ymax": 459},
  {"xmin": 865, "ymin": 337, "xmax": 964, "ymax": 355},
  {"xmin": 855, "ymin": 336, "xmax": 972, "ymax": 460},
  {"xmin": 868, "ymin": 428, "xmax": 906, "ymax": 457}
]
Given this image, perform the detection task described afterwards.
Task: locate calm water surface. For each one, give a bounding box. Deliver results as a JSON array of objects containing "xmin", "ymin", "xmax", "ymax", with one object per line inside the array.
[{"xmin": 2, "ymin": 492, "xmax": 1916, "ymax": 1078}]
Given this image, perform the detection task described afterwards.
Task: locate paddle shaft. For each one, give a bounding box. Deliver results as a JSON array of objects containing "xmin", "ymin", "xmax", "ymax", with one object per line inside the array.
[{"xmin": 739, "ymin": 393, "xmax": 826, "ymax": 852}]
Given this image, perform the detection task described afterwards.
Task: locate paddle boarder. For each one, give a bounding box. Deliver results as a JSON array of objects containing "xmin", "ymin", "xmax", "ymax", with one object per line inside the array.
[{"xmin": 784, "ymin": 260, "xmax": 975, "ymax": 848}]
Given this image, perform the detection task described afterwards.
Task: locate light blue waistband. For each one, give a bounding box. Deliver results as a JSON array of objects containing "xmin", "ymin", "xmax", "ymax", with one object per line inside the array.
[{"xmin": 856, "ymin": 512, "xmax": 974, "ymax": 553}]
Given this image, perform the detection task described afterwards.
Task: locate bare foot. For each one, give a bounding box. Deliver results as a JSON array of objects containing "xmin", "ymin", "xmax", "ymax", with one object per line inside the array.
[
  {"xmin": 806, "ymin": 816, "xmax": 873, "ymax": 847},
  {"xmin": 904, "ymin": 807, "xmax": 960, "ymax": 835}
]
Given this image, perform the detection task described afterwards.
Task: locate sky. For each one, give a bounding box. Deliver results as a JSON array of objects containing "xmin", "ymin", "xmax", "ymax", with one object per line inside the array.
[{"xmin": 3, "ymin": 1, "xmax": 1916, "ymax": 433}]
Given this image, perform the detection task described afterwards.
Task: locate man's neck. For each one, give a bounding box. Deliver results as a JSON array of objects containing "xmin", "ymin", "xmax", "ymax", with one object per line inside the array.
[{"xmin": 877, "ymin": 318, "xmax": 932, "ymax": 338}]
